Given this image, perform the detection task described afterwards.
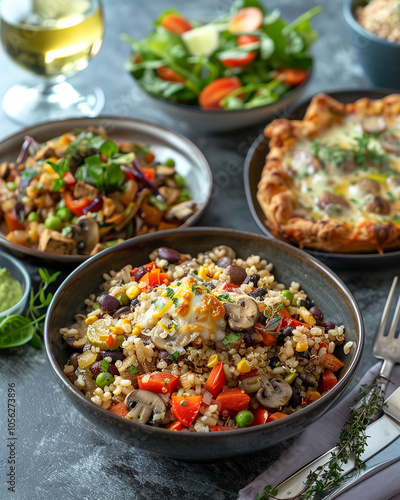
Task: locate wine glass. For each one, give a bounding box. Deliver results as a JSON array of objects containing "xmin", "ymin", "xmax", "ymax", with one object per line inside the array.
[{"xmin": 0, "ymin": 0, "xmax": 104, "ymax": 125}]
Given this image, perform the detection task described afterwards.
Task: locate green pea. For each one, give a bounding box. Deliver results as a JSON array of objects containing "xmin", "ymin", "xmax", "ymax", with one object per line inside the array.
[
  {"xmin": 284, "ymin": 372, "xmax": 298, "ymax": 384},
  {"xmin": 27, "ymin": 211, "xmax": 39, "ymax": 222},
  {"xmin": 44, "ymin": 215, "xmax": 62, "ymax": 230},
  {"xmin": 96, "ymin": 372, "xmax": 114, "ymax": 389},
  {"xmin": 235, "ymin": 409, "xmax": 254, "ymax": 428},
  {"xmin": 163, "ymin": 158, "xmax": 175, "ymax": 167},
  {"xmin": 282, "ymin": 289, "xmax": 294, "ymax": 304},
  {"xmin": 176, "ymin": 188, "xmax": 191, "ymax": 203},
  {"xmin": 6, "ymin": 181, "xmax": 17, "ymax": 191},
  {"xmin": 117, "ymin": 293, "xmax": 130, "ymax": 307},
  {"xmin": 57, "ymin": 207, "xmax": 73, "ymax": 222}
]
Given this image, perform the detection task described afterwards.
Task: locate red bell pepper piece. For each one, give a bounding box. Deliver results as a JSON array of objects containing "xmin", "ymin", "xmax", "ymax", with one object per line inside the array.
[
  {"xmin": 139, "ymin": 268, "xmax": 170, "ymax": 289},
  {"xmin": 64, "ymin": 191, "xmax": 92, "ymax": 217},
  {"xmin": 258, "ymin": 330, "xmax": 278, "ymax": 346},
  {"xmin": 252, "ymin": 408, "xmax": 269, "ymax": 426},
  {"xmin": 106, "ymin": 335, "xmax": 115, "ymax": 347},
  {"xmin": 4, "ymin": 209, "xmax": 25, "ymax": 232},
  {"xmin": 321, "ymin": 369, "xmax": 338, "ymax": 392},
  {"xmin": 141, "ymin": 167, "xmax": 156, "ymax": 181},
  {"xmin": 138, "ymin": 372, "xmax": 179, "ymax": 394},
  {"xmin": 216, "ymin": 388, "xmax": 250, "ymax": 413},
  {"xmin": 62, "ymin": 171, "xmax": 76, "ymax": 185},
  {"xmin": 205, "ymin": 362, "xmax": 226, "ymax": 398},
  {"xmin": 209, "ymin": 425, "xmax": 233, "ymax": 432},
  {"xmin": 170, "ymin": 395, "xmax": 202, "ymax": 427},
  {"xmin": 279, "ymin": 316, "xmax": 309, "ymax": 330},
  {"xmin": 267, "ymin": 412, "xmax": 288, "ymax": 422},
  {"xmin": 168, "ymin": 421, "xmax": 182, "ymax": 431},
  {"xmin": 240, "ymin": 369, "xmax": 258, "ymax": 380}
]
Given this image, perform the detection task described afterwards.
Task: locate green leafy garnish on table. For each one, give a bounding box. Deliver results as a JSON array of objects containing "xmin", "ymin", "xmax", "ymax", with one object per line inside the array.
[
  {"xmin": 257, "ymin": 380, "xmax": 384, "ymax": 500},
  {"xmin": 0, "ymin": 268, "xmax": 60, "ymax": 349}
]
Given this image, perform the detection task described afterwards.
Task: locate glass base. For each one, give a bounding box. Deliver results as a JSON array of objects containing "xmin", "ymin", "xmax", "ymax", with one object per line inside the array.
[{"xmin": 2, "ymin": 80, "xmax": 105, "ymax": 125}]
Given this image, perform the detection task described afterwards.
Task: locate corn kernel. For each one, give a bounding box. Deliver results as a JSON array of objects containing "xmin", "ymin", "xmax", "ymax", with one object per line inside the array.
[
  {"xmin": 126, "ymin": 285, "xmax": 140, "ymax": 300},
  {"xmin": 237, "ymin": 358, "xmax": 252, "ymax": 374},
  {"xmin": 198, "ymin": 265, "xmax": 210, "ymax": 282},
  {"xmin": 122, "ymin": 319, "xmax": 131, "ymax": 325},
  {"xmin": 85, "ymin": 315, "xmax": 98, "ymax": 325},
  {"xmin": 213, "ymin": 269, "xmax": 223, "ymax": 279},
  {"xmin": 110, "ymin": 326, "xmax": 124, "ymax": 335},
  {"xmin": 299, "ymin": 306, "xmax": 316, "ymax": 326},
  {"xmin": 296, "ymin": 342, "xmax": 309, "ymax": 352},
  {"xmin": 43, "ymin": 163, "xmax": 56, "ymax": 175},
  {"xmin": 207, "ymin": 354, "xmax": 219, "ymax": 368},
  {"xmin": 131, "ymin": 325, "xmax": 142, "ymax": 336}
]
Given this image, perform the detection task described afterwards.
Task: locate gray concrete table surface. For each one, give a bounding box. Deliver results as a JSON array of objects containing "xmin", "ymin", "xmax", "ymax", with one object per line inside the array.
[{"xmin": 0, "ymin": 1, "xmax": 399, "ymax": 499}]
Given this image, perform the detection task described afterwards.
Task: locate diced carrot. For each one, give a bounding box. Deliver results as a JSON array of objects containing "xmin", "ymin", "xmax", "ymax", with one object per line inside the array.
[
  {"xmin": 141, "ymin": 202, "xmax": 164, "ymax": 226},
  {"xmin": 258, "ymin": 331, "xmax": 277, "ymax": 346},
  {"xmin": 158, "ymin": 221, "xmax": 180, "ymax": 231},
  {"xmin": 318, "ymin": 352, "xmax": 344, "ymax": 372},
  {"xmin": 108, "ymin": 401, "xmax": 129, "ymax": 418},
  {"xmin": 321, "ymin": 369, "xmax": 338, "ymax": 392},
  {"xmin": 267, "ymin": 412, "xmax": 288, "ymax": 422},
  {"xmin": 303, "ymin": 388, "xmax": 322, "ymax": 406}
]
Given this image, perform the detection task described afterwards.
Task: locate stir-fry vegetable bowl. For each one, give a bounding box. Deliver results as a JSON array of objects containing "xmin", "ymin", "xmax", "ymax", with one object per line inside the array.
[
  {"xmin": 123, "ymin": 1, "xmax": 319, "ymax": 131},
  {"xmin": 0, "ymin": 117, "xmax": 212, "ymax": 263},
  {"xmin": 44, "ymin": 228, "xmax": 363, "ymax": 461}
]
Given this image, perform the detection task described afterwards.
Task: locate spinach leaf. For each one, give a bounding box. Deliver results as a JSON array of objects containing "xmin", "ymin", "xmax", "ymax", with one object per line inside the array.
[{"xmin": 0, "ymin": 316, "xmax": 35, "ymax": 349}]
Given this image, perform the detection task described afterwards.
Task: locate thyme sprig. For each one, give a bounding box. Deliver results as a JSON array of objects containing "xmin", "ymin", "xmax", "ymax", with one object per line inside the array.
[{"xmin": 257, "ymin": 380, "xmax": 384, "ymax": 500}]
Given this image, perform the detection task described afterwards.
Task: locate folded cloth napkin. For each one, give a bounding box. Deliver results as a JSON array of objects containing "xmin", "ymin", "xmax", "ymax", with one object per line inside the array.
[{"xmin": 238, "ymin": 362, "xmax": 400, "ymax": 500}]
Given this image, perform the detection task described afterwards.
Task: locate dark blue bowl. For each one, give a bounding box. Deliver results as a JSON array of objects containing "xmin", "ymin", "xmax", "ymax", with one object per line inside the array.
[{"xmin": 343, "ymin": 0, "xmax": 400, "ymax": 89}]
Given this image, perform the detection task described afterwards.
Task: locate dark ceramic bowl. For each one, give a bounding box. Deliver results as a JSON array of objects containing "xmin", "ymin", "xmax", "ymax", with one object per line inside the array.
[
  {"xmin": 343, "ymin": 0, "xmax": 400, "ymax": 89},
  {"xmin": 133, "ymin": 73, "xmax": 311, "ymax": 134},
  {"xmin": 44, "ymin": 228, "xmax": 364, "ymax": 461},
  {"xmin": 0, "ymin": 116, "xmax": 212, "ymax": 264}
]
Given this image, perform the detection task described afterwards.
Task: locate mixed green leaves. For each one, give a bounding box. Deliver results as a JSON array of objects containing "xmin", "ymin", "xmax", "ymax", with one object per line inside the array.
[
  {"xmin": 0, "ymin": 268, "xmax": 60, "ymax": 349},
  {"xmin": 122, "ymin": 0, "xmax": 321, "ymax": 109}
]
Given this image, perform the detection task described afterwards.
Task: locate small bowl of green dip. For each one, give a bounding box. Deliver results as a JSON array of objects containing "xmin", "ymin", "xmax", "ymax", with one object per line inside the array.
[{"xmin": 0, "ymin": 252, "xmax": 31, "ymax": 320}]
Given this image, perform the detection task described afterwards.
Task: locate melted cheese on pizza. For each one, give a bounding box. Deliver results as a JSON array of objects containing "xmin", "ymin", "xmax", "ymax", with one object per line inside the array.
[{"xmin": 281, "ymin": 115, "xmax": 400, "ymax": 226}]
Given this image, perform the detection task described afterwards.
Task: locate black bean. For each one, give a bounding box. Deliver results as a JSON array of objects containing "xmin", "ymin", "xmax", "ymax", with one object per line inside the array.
[
  {"xmin": 108, "ymin": 363, "xmax": 119, "ymax": 376},
  {"xmin": 258, "ymin": 311, "xmax": 267, "ymax": 326},
  {"xmin": 99, "ymin": 350, "xmax": 125, "ymax": 362},
  {"xmin": 276, "ymin": 326, "xmax": 294, "ymax": 346},
  {"xmin": 249, "ymin": 288, "xmax": 267, "ymax": 299},
  {"xmin": 131, "ymin": 297, "xmax": 140, "ymax": 308},
  {"xmin": 113, "ymin": 306, "xmax": 131, "ymax": 318},
  {"xmin": 324, "ymin": 320, "xmax": 335, "ymax": 330},
  {"xmin": 69, "ymin": 353, "xmax": 79, "ymax": 370},
  {"xmin": 98, "ymin": 293, "xmax": 120, "ymax": 312},
  {"xmin": 217, "ymin": 256, "xmax": 232, "ymax": 268},
  {"xmin": 158, "ymin": 247, "xmax": 180, "ymax": 263},
  {"xmin": 269, "ymin": 356, "xmax": 280, "ymax": 369},
  {"xmin": 89, "ymin": 361, "xmax": 102, "ymax": 375},
  {"xmin": 300, "ymin": 299, "xmax": 312, "ymax": 309},
  {"xmin": 243, "ymin": 274, "xmax": 260, "ymax": 286},
  {"xmin": 289, "ymin": 386, "xmax": 302, "ymax": 408},
  {"xmin": 134, "ymin": 266, "xmax": 148, "ymax": 281},
  {"xmin": 244, "ymin": 332, "xmax": 258, "ymax": 348},
  {"xmin": 297, "ymin": 350, "xmax": 310, "ymax": 359},
  {"xmin": 309, "ymin": 306, "xmax": 323, "ymax": 321},
  {"xmin": 225, "ymin": 265, "xmax": 247, "ymax": 285}
]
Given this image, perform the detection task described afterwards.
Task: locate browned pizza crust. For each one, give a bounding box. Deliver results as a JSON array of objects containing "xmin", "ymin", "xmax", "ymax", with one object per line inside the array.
[{"xmin": 257, "ymin": 93, "xmax": 400, "ymax": 253}]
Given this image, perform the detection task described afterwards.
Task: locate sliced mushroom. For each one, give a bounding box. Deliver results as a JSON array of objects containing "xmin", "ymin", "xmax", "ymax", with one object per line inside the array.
[
  {"xmin": 0, "ymin": 161, "xmax": 11, "ymax": 180},
  {"xmin": 365, "ymin": 196, "xmax": 391, "ymax": 215},
  {"xmin": 223, "ymin": 297, "xmax": 259, "ymax": 333},
  {"xmin": 165, "ymin": 200, "xmax": 196, "ymax": 221},
  {"xmin": 63, "ymin": 321, "xmax": 88, "ymax": 349},
  {"xmin": 361, "ymin": 116, "xmax": 387, "ymax": 135},
  {"xmin": 317, "ymin": 193, "xmax": 350, "ymax": 215},
  {"xmin": 241, "ymin": 375, "xmax": 261, "ymax": 394},
  {"xmin": 150, "ymin": 325, "xmax": 192, "ymax": 353},
  {"xmin": 156, "ymin": 165, "xmax": 175, "ymax": 177},
  {"xmin": 125, "ymin": 389, "xmax": 166, "ymax": 425},
  {"xmin": 357, "ymin": 178, "xmax": 381, "ymax": 195},
  {"xmin": 256, "ymin": 376, "xmax": 293, "ymax": 410},
  {"xmin": 382, "ymin": 132, "xmax": 400, "ymax": 155},
  {"xmin": 71, "ymin": 216, "xmax": 100, "ymax": 254}
]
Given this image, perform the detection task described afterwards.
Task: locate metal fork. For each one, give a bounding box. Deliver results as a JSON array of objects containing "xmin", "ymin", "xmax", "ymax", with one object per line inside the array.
[{"xmin": 272, "ymin": 275, "xmax": 400, "ymax": 499}]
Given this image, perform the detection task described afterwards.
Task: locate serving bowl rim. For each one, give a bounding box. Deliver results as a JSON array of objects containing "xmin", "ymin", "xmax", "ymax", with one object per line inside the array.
[
  {"xmin": 0, "ymin": 115, "xmax": 213, "ymax": 263},
  {"xmin": 44, "ymin": 227, "xmax": 364, "ymax": 438},
  {"xmin": 0, "ymin": 250, "xmax": 31, "ymax": 316},
  {"xmin": 343, "ymin": 0, "xmax": 400, "ymax": 49}
]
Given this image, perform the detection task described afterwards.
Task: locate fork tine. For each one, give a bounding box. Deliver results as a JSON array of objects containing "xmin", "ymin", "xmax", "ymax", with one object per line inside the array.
[
  {"xmin": 374, "ymin": 276, "xmax": 398, "ymax": 343},
  {"xmin": 387, "ymin": 287, "xmax": 400, "ymax": 340}
]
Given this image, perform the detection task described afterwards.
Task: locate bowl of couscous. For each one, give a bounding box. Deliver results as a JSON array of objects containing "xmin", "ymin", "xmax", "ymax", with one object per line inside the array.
[{"xmin": 44, "ymin": 228, "xmax": 363, "ymax": 461}]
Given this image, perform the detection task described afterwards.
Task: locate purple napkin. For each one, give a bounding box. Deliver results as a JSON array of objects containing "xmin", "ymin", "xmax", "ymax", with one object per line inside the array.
[{"xmin": 238, "ymin": 363, "xmax": 400, "ymax": 500}]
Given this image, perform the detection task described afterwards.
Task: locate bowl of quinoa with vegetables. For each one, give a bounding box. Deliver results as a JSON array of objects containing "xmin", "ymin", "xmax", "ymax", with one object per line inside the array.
[{"xmin": 45, "ymin": 228, "xmax": 363, "ymax": 461}]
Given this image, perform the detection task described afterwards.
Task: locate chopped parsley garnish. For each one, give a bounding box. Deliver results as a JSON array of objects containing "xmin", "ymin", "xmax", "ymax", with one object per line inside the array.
[
  {"xmin": 223, "ymin": 331, "xmax": 241, "ymax": 349},
  {"xmin": 172, "ymin": 298, "xmax": 179, "ymax": 307},
  {"xmin": 49, "ymin": 159, "xmax": 69, "ymax": 191},
  {"xmin": 129, "ymin": 365, "xmax": 138, "ymax": 374},
  {"xmin": 101, "ymin": 359, "xmax": 109, "ymax": 372},
  {"xmin": 166, "ymin": 287, "xmax": 174, "ymax": 299},
  {"xmin": 264, "ymin": 303, "xmax": 283, "ymax": 319},
  {"xmin": 176, "ymin": 282, "xmax": 182, "ymax": 286},
  {"xmin": 151, "ymin": 299, "xmax": 165, "ymax": 311},
  {"xmin": 169, "ymin": 352, "xmax": 179, "ymax": 362},
  {"xmin": 392, "ymin": 214, "xmax": 400, "ymax": 223},
  {"xmin": 217, "ymin": 293, "xmax": 234, "ymax": 303},
  {"xmin": 386, "ymin": 191, "xmax": 395, "ymax": 201}
]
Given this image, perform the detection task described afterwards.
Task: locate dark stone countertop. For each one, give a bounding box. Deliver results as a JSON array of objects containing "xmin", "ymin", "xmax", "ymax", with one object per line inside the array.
[{"xmin": 0, "ymin": 1, "xmax": 399, "ymax": 499}]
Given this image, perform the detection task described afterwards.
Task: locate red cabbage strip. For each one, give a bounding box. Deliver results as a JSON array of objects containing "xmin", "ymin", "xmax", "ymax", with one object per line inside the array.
[
  {"xmin": 129, "ymin": 158, "xmax": 159, "ymax": 195},
  {"xmin": 17, "ymin": 136, "xmax": 39, "ymax": 164}
]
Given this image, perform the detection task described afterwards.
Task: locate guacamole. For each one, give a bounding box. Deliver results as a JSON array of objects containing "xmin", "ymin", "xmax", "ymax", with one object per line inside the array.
[{"xmin": 0, "ymin": 268, "xmax": 23, "ymax": 313}]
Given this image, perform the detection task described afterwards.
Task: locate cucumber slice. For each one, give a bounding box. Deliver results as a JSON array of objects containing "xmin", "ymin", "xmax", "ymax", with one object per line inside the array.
[
  {"xmin": 182, "ymin": 24, "xmax": 219, "ymax": 57},
  {"xmin": 87, "ymin": 318, "xmax": 125, "ymax": 350}
]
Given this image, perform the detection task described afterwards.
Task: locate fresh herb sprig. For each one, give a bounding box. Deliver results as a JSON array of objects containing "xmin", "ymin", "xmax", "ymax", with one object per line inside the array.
[
  {"xmin": 257, "ymin": 381, "xmax": 384, "ymax": 500},
  {"xmin": 0, "ymin": 269, "xmax": 60, "ymax": 349}
]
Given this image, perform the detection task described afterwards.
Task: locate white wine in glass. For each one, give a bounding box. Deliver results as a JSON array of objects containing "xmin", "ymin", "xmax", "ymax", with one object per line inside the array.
[{"xmin": 1, "ymin": 0, "xmax": 104, "ymax": 124}]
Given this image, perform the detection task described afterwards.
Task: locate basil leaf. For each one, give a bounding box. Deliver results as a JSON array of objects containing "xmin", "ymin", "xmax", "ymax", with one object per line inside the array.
[
  {"xmin": 0, "ymin": 315, "xmax": 35, "ymax": 348},
  {"xmin": 260, "ymin": 35, "xmax": 275, "ymax": 59},
  {"xmin": 100, "ymin": 140, "xmax": 119, "ymax": 159}
]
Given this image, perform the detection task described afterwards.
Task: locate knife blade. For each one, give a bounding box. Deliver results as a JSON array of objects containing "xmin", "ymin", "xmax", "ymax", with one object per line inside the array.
[{"xmin": 272, "ymin": 386, "xmax": 400, "ymax": 499}]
